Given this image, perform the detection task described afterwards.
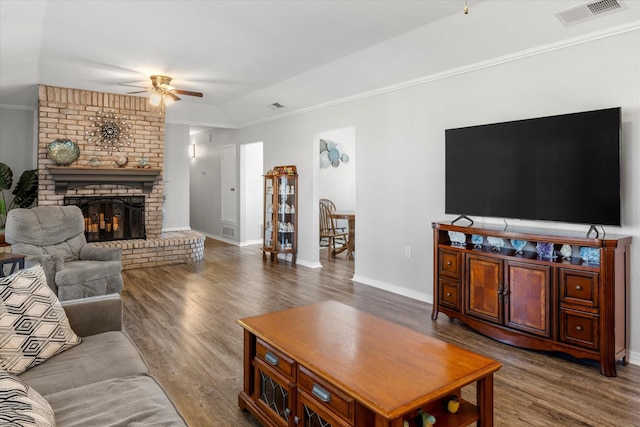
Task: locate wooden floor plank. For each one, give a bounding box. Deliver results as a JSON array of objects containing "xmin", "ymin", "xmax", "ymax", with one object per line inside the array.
[{"xmin": 121, "ymin": 238, "xmax": 640, "ymax": 427}]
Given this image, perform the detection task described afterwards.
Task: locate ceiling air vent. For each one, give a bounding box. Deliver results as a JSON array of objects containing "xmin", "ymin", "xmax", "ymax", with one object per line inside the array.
[
  {"xmin": 267, "ymin": 102, "xmax": 286, "ymax": 110},
  {"xmin": 556, "ymin": 0, "xmax": 626, "ymax": 26}
]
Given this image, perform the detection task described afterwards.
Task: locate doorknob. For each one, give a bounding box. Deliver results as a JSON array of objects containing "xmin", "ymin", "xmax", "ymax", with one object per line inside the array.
[{"xmin": 230, "ymin": 188, "xmax": 235, "ymax": 191}]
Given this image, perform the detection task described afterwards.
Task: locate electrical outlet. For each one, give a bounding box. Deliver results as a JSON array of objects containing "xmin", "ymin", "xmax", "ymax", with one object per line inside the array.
[{"xmin": 405, "ymin": 246, "xmax": 412, "ymax": 258}]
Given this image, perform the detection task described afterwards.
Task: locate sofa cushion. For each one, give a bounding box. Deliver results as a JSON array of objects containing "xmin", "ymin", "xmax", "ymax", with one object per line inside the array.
[
  {"xmin": 45, "ymin": 375, "xmax": 187, "ymax": 427},
  {"xmin": 0, "ymin": 265, "xmax": 81, "ymax": 374},
  {"xmin": 19, "ymin": 331, "xmax": 148, "ymax": 396},
  {"xmin": 0, "ymin": 369, "xmax": 55, "ymax": 427}
]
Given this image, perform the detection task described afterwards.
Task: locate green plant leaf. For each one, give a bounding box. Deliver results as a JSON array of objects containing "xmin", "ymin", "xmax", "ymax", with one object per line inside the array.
[
  {"xmin": 0, "ymin": 162, "xmax": 13, "ymax": 191},
  {"xmin": 11, "ymin": 169, "xmax": 38, "ymax": 208}
]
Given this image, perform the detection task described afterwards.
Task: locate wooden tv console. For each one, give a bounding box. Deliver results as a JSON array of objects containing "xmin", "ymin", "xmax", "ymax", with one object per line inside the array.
[
  {"xmin": 432, "ymin": 221, "xmax": 631, "ymax": 377},
  {"xmin": 238, "ymin": 301, "xmax": 501, "ymax": 426}
]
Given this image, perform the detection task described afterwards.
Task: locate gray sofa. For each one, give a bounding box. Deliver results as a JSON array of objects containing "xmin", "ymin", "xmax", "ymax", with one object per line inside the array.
[{"xmin": 17, "ymin": 293, "xmax": 187, "ymax": 426}]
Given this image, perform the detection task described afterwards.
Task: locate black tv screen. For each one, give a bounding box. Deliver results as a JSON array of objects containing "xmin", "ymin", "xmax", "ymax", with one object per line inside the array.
[{"xmin": 445, "ymin": 107, "xmax": 621, "ymax": 226}]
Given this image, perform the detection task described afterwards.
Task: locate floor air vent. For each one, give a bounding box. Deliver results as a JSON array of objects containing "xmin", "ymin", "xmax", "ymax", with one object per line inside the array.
[
  {"xmin": 222, "ymin": 226, "xmax": 235, "ymax": 237},
  {"xmin": 556, "ymin": 0, "xmax": 625, "ymax": 25}
]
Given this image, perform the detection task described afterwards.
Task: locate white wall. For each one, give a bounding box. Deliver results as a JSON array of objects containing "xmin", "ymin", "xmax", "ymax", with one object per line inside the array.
[
  {"xmin": 163, "ymin": 123, "xmax": 191, "ymax": 231},
  {"xmin": 240, "ymin": 141, "xmax": 263, "ymax": 244},
  {"xmin": 224, "ymin": 30, "xmax": 640, "ymax": 361}
]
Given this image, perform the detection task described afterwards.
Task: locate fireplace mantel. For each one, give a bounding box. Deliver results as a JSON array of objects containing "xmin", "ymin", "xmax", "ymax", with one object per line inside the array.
[{"xmin": 49, "ymin": 166, "xmax": 161, "ymax": 194}]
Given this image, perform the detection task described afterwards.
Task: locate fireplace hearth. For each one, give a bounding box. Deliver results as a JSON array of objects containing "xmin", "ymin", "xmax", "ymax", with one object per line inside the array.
[{"xmin": 64, "ymin": 196, "xmax": 145, "ymax": 242}]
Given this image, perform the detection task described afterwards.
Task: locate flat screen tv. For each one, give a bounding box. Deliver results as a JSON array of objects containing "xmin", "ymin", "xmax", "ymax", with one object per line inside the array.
[{"xmin": 445, "ymin": 107, "xmax": 621, "ymax": 226}]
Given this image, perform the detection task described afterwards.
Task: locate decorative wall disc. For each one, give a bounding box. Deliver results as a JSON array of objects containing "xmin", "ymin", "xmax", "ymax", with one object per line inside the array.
[{"xmin": 85, "ymin": 110, "xmax": 134, "ymax": 155}]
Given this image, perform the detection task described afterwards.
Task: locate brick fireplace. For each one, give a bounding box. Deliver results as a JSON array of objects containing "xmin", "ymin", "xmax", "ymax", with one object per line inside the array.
[{"xmin": 36, "ymin": 85, "xmax": 204, "ymax": 269}]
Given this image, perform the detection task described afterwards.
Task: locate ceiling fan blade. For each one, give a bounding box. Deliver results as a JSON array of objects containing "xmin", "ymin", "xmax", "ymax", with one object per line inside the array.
[
  {"xmin": 119, "ymin": 83, "xmax": 149, "ymax": 89},
  {"xmin": 174, "ymin": 89, "xmax": 203, "ymax": 98},
  {"xmin": 127, "ymin": 90, "xmax": 151, "ymax": 94},
  {"xmin": 166, "ymin": 92, "xmax": 181, "ymax": 102}
]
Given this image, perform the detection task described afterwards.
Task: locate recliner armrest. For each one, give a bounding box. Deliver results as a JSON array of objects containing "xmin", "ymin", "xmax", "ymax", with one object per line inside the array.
[
  {"xmin": 61, "ymin": 293, "xmax": 123, "ymax": 337},
  {"xmin": 80, "ymin": 244, "xmax": 122, "ymax": 262}
]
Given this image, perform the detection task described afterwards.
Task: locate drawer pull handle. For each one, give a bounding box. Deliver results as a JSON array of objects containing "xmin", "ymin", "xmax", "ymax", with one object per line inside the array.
[
  {"xmin": 446, "ymin": 292, "xmax": 452, "ymax": 297},
  {"xmin": 575, "ymin": 285, "xmax": 583, "ymax": 291},
  {"xmin": 446, "ymin": 261, "xmax": 452, "ymax": 266},
  {"xmin": 576, "ymin": 325, "xmax": 583, "ymax": 332},
  {"xmin": 265, "ymin": 351, "xmax": 279, "ymax": 366},
  {"xmin": 311, "ymin": 383, "xmax": 331, "ymax": 403}
]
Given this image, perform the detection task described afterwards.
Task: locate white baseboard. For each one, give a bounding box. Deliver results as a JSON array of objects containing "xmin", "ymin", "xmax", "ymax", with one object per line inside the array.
[{"xmin": 351, "ymin": 274, "xmax": 433, "ymax": 305}]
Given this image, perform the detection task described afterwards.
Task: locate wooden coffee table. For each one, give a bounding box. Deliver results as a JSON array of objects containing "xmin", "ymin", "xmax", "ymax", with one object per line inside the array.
[{"xmin": 238, "ymin": 300, "xmax": 501, "ymax": 427}]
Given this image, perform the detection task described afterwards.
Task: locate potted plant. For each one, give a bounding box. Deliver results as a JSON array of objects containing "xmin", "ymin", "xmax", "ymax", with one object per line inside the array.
[{"xmin": 0, "ymin": 162, "xmax": 38, "ymax": 244}]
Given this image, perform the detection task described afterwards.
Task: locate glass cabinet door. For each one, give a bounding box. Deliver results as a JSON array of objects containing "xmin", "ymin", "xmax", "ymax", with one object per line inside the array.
[
  {"xmin": 254, "ymin": 359, "xmax": 294, "ymax": 427},
  {"xmin": 277, "ymin": 176, "xmax": 296, "ymax": 251},
  {"xmin": 264, "ymin": 176, "xmax": 275, "ymax": 249}
]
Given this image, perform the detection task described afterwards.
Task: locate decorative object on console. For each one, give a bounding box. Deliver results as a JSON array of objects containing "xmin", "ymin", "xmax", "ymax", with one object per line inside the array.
[
  {"xmin": 88, "ymin": 157, "xmax": 101, "ymax": 167},
  {"xmin": 579, "ymin": 247, "xmax": 600, "ymax": 264},
  {"xmin": 536, "ymin": 242, "xmax": 555, "ymax": 259},
  {"xmin": 486, "ymin": 236, "xmax": 505, "ymax": 251},
  {"xmin": 115, "ymin": 156, "xmax": 129, "ymax": 168},
  {"xmin": 471, "ymin": 234, "xmax": 483, "ymax": 248},
  {"xmin": 447, "ymin": 231, "xmax": 466, "ymax": 246},
  {"xmin": 47, "ymin": 139, "xmax": 80, "ymax": 166},
  {"xmin": 510, "ymin": 239, "xmax": 527, "ymax": 254},
  {"xmin": 560, "ymin": 244, "xmax": 572, "ymax": 260},
  {"xmin": 85, "ymin": 110, "xmax": 134, "ymax": 155}
]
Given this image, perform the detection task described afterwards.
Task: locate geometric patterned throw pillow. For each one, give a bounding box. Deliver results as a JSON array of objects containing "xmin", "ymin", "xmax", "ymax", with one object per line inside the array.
[
  {"xmin": 0, "ymin": 369, "xmax": 56, "ymax": 427},
  {"xmin": 0, "ymin": 265, "xmax": 81, "ymax": 375}
]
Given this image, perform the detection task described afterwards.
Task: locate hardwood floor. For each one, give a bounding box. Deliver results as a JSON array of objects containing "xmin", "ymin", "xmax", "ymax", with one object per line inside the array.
[{"xmin": 121, "ymin": 238, "xmax": 640, "ymax": 427}]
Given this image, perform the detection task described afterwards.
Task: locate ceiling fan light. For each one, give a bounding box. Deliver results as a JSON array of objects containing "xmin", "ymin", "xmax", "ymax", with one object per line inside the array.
[
  {"xmin": 164, "ymin": 95, "xmax": 174, "ymax": 107},
  {"xmin": 150, "ymin": 92, "xmax": 162, "ymax": 107}
]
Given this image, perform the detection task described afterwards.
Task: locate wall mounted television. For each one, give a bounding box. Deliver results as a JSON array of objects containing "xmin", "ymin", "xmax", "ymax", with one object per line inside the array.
[{"xmin": 445, "ymin": 107, "xmax": 621, "ymax": 227}]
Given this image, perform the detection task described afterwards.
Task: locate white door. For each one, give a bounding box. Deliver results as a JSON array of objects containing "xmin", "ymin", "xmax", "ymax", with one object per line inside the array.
[{"xmin": 221, "ymin": 144, "xmax": 237, "ymax": 224}]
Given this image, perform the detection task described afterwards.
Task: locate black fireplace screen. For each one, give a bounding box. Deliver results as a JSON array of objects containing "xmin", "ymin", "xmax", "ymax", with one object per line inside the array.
[{"xmin": 64, "ymin": 196, "xmax": 146, "ymax": 242}]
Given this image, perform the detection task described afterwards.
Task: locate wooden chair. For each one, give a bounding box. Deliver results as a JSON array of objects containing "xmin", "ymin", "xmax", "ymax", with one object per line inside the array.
[{"xmin": 319, "ymin": 200, "xmax": 351, "ymax": 260}]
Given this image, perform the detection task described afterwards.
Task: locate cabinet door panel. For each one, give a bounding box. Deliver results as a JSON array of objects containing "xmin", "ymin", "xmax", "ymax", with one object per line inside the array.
[
  {"xmin": 296, "ymin": 390, "xmax": 352, "ymax": 427},
  {"xmin": 254, "ymin": 358, "xmax": 295, "ymax": 427},
  {"xmin": 466, "ymin": 254, "xmax": 502, "ymax": 323},
  {"xmin": 505, "ymin": 262, "xmax": 551, "ymax": 337}
]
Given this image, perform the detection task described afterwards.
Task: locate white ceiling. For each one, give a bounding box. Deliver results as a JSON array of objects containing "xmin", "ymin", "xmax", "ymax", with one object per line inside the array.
[{"xmin": 1, "ymin": 0, "xmax": 638, "ymax": 128}]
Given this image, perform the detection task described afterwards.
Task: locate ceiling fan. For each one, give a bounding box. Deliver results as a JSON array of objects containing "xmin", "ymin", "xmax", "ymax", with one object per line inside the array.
[{"xmin": 125, "ymin": 75, "xmax": 203, "ymax": 106}]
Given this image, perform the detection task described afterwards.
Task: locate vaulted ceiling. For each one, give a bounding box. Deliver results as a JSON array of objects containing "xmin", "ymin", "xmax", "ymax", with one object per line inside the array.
[{"xmin": 1, "ymin": 1, "xmax": 638, "ymax": 128}]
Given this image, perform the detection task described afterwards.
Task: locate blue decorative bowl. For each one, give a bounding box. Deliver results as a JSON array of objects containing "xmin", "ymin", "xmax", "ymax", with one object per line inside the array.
[
  {"xmin": 579, "ymin": 247, "xmax": 600, "ymax": 264},
  {"xmin": 471, "ymin": 234, "xmax": 484, "ymax": 248},
  {"xmin": 487, "ymin": 236, "xmax": 505, "ymax": 251},
  {"xmin": 536, "ymin": 242, "xmax": 555, "ymax": 259},
  {"xmin": 510, "ymin": 239, "xmax": 527, "ymax": 254},
  {"xmin": 448, "ymin": 231, "xmax": 466, "ymax": 246}
]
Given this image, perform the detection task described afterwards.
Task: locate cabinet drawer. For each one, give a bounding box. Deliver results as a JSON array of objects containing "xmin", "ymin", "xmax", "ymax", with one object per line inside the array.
[
  {"xmin": 298, "ymin": 365, "xmax": 354, "ymax": 423},
  {"xmin": 257, "ymin": 339, "xmax": 296, "ymax": 381},
  {"xmin": 439, "ymin": 279, "xmax": 460, "ymax": 311},
  {"xmin": 560, "ymin": 309, "xmax": 599, "ymax": 350},
  {"xmin": 559, "ymin": 269, "xmax": 599, "ymax": 308},
  {"xmin": 439, "ymin": 249, "xmax": 461, "ymax": 280}
]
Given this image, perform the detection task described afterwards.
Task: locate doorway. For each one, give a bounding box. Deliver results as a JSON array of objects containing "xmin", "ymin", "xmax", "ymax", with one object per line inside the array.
[{"xmin": 314, "ymin": 126, "xmax": 356, "ymax": 263}]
